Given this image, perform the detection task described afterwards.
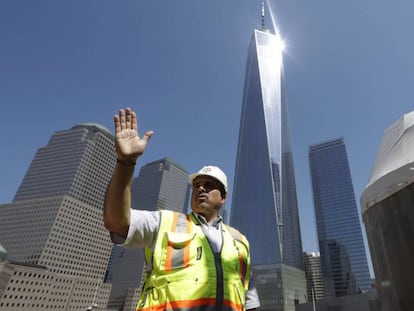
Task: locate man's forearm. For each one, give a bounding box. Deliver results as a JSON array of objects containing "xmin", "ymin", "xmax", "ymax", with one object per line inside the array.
[{"xmin": 103, "ymin": 162, "xmax": 135, "ymax": 238}]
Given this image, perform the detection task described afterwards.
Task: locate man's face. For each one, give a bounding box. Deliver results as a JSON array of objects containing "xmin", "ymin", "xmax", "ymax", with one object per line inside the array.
[{"xmin": 191, "ymin": 176, "xmax": 226, "ymax": 220}]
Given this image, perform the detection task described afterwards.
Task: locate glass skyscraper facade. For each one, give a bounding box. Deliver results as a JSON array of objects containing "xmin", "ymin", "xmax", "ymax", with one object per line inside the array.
[
  {"xmin": 230, "ymin": 28, "xmax": 305, "ymax": 311},
  {"xmin": 309, "ymin": 138, "xmax": 371, "ymax": 297}
]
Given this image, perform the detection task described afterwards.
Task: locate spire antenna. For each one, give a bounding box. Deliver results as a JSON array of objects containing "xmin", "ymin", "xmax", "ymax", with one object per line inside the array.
[{"xmin": 261, "ymin": 1, "xmax": 265, "ymax": 29}]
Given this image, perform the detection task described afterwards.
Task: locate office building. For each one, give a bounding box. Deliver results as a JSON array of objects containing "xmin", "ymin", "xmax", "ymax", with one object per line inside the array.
[
  {"xmin": 0, "ymin": 124, "xmax": 115, "ymax": 310},
  {"xmin": 309, "ymin": 138, "xmax": 371, "ymax": 298},
  {"xmin": 230, "ymin": 21, "xmax": 306, "ymax": 310},
  {"xmin": 303, "ymin": 252, "xmax": 324, "ymax": 302},
  {"xmin": 361, "ymin": 111, "xmax": 414, "ymax": 310},
  {"xmin": 130, "ymin": 157, "xmax": 190, "ymax": 213},
  {"xmin": 106, "ymin": 157, "xmax": 190, "ymax": 310}
]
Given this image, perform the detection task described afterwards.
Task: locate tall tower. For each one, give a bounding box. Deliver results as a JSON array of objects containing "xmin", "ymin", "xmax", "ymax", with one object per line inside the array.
[
  {"xmin": 230, "ymin": 9, "xmax": 305, "ymax": 310},
  {"xmin": 309, "ymin": 137, "xmax": 371, "ymax": 297},
  {"xmin": 106, "ymin": 157, "xmax": 190, "ymax": 310},
  {"xmin": 0, "ymin": 124, "xmax": 115, "ymax": 309}
]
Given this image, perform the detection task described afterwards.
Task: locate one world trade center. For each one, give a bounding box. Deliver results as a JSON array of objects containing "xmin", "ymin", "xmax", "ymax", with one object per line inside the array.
[{"xmin": 230, "ymin": 9, "xmax": 306, "ymax": 311}]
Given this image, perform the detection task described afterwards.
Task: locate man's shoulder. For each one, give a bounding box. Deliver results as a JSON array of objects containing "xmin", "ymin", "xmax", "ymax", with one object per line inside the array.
[
  {"xmin": 223, "ymin": 224, "xmax": 249, "ymax": 244},
  {"xmin": 159, "ymin": 210, "xmax": 191, "ymax": 224},
  {"xmin": 159, "ymin": 210, "xmax": 188, "ymax": 217},
  {"xmin": 159, "ymin": 209, "xmax": 183, "ymax": 214}
]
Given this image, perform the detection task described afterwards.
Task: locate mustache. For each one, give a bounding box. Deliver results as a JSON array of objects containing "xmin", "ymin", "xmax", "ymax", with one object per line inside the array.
[{"xmin": 194, "ymin": 193, "xmax": 208, "ymax": 199}]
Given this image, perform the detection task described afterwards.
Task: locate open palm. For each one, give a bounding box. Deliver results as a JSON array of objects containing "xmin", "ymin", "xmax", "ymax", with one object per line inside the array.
[{"xmin": 114, "ymin": 108, "xmax": 153, "ymax": 160}]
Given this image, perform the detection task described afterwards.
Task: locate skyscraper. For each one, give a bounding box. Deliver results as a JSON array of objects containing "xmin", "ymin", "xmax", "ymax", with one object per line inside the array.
[
  {"xmin": 0, "ymin": 123, "xmax": 115, "ymax": 309},
  {"xmin": 131, "ymin": 157, "xmax": 190, "ymax": 213},
  {"xmin": 303, "ymin": 252, "xmax": 325, "ymax": 302},
  {"xmin": 230, "ymin": 24, "xmax": 306, "ymax": 310},
  {"xmin": 106, "ymin": 157, "xmax": 190, "ymax": 310},
  {"xmin": 309, "ymin": 137, "xmax": 371, "ymax": 297}
]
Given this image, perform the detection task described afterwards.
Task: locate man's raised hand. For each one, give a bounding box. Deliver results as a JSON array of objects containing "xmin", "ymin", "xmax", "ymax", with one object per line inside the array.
[{"xmin": 114, "ymin": 108, "xmax": 153, "ymax": 161}]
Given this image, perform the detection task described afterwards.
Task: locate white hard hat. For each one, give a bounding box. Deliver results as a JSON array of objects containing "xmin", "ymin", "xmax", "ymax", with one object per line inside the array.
[{"xmin": 189, "ymin": 165, "xmax": 228, "ymax": 194}]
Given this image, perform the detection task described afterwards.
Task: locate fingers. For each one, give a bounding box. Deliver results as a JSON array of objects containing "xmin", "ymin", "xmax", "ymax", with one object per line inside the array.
[
  {"xmin": 126, "ymin": 108, "xmax": 132, "ymax": 129},
  {"xmin": 114, "ymin": 109, "xmax": 125, "ymax": 135},
  {"xmin": 114, "ymin": 108, "xmax": 153, "ymax": 138},
  {"xmin": 131, "ymin": 110, "xmax": 137, "ymax": 131},
  {"xmin": 143, "ymin": 130, "xmax": 154, "ymax": 143},
  {"xmin": 119, "ymin": 109, "xmax": 126, "ymax": 130},
  {"xmin": 114, "ymin": 114, "xmax": 121, "ymax": 134},
  {"xmin": 115, "ymin": 108, "xmax": 133, "ymax": 132}
]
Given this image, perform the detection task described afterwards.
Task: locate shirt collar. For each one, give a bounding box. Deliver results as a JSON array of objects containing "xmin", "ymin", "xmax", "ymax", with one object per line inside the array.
[{"xmin": 192, "ymin": 212, "xmax": 223, "ymax": 229}]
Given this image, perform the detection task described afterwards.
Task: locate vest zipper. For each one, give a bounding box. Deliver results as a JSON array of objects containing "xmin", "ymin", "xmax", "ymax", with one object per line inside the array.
[
  {"xmin": 199, "ymin": 223, "xmax": 224, "ymax": 311},
  {"xmin": 214, "ymin": 252, "xmax": 224, "ymax": 311}
]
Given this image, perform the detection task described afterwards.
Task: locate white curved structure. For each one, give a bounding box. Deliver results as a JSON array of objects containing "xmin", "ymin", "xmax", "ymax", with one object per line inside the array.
[
  {"xmin": 361, "ymin": 111, "xmax": 414, "ymax": 212},
  {"xmin": 360, "ymin": 110, "xmax": 414, "ymax": 310}
]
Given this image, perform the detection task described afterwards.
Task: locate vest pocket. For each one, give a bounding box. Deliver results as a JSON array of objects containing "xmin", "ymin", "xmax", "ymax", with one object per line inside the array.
[
  {"xmin": 161, "ymin": 232, "xmax": 196, "ymax": 271},
  {"xmin": 166, "ymin": 232, "xmax": 196, "ymax": 246},
  {"xmin": 138, "ymin": 286, "xmax": 166, "ymax": 311}
]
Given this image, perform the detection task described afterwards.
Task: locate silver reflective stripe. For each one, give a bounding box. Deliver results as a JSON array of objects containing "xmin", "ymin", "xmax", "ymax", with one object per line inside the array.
[
  {"xmin": 171, "ymin": 247, "xmax": 186, "ymax": 268},
  {"xmin": 175, "ymin": 213, "xmax": 188, "ymax": 233},
  {"xmin": 170, "ymin": 213, "xmax": 189, "ymax": 269},
  {"xmin": 228, "ymin": 226, "xmax": 241, "ymax": 242}
]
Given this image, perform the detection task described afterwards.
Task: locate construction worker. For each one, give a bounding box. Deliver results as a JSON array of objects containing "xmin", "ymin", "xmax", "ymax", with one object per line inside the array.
[{"xmin": 104, "ymin": 108, "xmax": 260, "ymax": 311}]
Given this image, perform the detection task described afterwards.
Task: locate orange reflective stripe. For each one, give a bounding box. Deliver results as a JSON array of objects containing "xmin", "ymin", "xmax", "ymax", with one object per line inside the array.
[
  {"xmin": 232, "ymin": 228, "xmax": 244, "ymax": 283},
  {"xmin": 183, "ymin": 214, "xmax": 191, "ymax": 267},
  {"xmin": 168, "ymin": 298, "xmax": 216, "ymax": 309},
  {"xmin": 170, "ymin": 212, "xmax": 180, "ymax": 231},
  {"xmin": 238, "ymin": 251, "xmax": 244, "ymax": 280},
  {"xmin": 173, "ymin": 298, "xmax": 242, "ymax": 311},
  {"xmin": 225, "ymin": 225, "xmax": 248, "ymax": 287},
  {"xmin": 165, "ymin": 212, "xmax": 180, "ymax": 271},
  {"xmin": 138, "ymin": 299, "xmax": 242, "ymax": 311}
]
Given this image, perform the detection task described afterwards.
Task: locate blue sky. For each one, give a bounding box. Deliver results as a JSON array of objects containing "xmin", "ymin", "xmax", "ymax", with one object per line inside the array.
[{"xmin": 1, "ymin": 1, "xmax": 413, "ymax": 273}]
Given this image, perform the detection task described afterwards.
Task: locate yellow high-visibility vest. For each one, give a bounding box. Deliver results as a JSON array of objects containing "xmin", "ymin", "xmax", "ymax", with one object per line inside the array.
[{"xmin": 137, "ymin": 210, "xmax": 251, "ymax": 311}]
